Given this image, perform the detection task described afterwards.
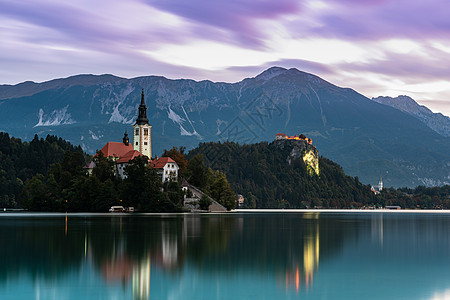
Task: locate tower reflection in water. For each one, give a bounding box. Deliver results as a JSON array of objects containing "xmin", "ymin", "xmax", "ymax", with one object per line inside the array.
[
  {"xmin": 1, "ymin": 213, "xmax": 340, "ymax": 300},
  {"xmin": 132, "ymin": 257, "xmax": 151, "ymax": 300},
  {"xmin": 284, "ymin": 213, "xmax": 320, "ymax": 293},
  {"xmin": 85, "ymin": 213, "xmax": 325, "ymax": 299}
]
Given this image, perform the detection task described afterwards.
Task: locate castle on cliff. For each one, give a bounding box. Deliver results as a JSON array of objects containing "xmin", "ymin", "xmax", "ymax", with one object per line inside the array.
[
  {"xmin": 275, "ymin": 133, "xmax": 313, "ymax": 145},
  {"xmin": 274, "ymin": 133, "xmax": 319, "ymax": 176}
]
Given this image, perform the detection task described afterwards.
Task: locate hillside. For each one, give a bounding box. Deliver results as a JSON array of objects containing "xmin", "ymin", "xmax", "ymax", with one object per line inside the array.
[
  {"xmin": 0, "ymin": 67, "xmax": 449, "ymax": 187},
  {"xmin": 187, "ymin": 140, "xmax": 377, "ymax": 208}
]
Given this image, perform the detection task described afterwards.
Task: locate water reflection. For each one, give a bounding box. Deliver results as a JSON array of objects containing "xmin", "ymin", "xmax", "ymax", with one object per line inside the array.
[
  {"xmin": 1, "ymin": 212, "xmax": 450, "ymax": 299},
  {"xmin": 283, "ymin": 213, "xmax": 320, "ymax": 293}
]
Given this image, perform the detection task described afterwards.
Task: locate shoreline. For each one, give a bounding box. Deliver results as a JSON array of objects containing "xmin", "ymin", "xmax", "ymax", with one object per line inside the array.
[{"xmin": 2, "ymin": 208, "xmax": 450, "ymax": 216}]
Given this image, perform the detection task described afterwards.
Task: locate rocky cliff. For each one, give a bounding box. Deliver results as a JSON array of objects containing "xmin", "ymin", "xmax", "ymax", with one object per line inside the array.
[{"xmin": 274, "ymin": 139, "xmax": 320, "ymax": 176}]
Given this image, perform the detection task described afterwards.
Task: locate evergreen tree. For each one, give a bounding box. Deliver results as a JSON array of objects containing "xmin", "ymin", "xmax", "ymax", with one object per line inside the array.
[{"xmin": 185, "ymin": 154, "xmax": 208, "ymax": 188}]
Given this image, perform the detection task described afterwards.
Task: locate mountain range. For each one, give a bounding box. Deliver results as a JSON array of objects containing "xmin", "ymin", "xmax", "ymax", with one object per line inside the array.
[
  {"xmin": 0, "ymin": 67, "xmax": 449, "ymax": 188},
  {"xmin": 372, "ymin": 95, "xmax": 450, "ymax": 137}
]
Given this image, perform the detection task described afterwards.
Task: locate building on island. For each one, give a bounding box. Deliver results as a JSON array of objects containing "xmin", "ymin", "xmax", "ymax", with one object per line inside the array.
[
  {"xmin": 371, "ymin": 177, "xmax": 383, "ymax": 194},
  {"xmin": 150, "ymin": 157, "xmax": 179, "ymax": 183},
  {"xmin": 84, "ymin": 89, "xmax": 178, "ymax": 182},
  {"xmin": 116, "ymin": 149, "xmax": 143, "ymax": 179}
]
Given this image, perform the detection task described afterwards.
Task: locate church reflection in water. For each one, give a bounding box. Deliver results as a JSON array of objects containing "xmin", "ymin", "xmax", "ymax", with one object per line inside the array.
[
  {"xmin": 0, "ymin": 213, "xmax": 350, "ymax": 300},
  {"xmin": 3, "ymin": 212, "xmax": 450, "ymax": 300}
]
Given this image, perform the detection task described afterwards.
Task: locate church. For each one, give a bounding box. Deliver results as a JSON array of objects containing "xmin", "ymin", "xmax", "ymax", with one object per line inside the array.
[{"xmin": 85, "ymin": 89, "xmax": 179, "ymax": 182}]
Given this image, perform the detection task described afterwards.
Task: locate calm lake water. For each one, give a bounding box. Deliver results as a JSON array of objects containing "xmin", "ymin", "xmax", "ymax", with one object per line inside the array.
[{"xmin": 1, "ymin": 211, "xmax": 450, "ymax": 300}]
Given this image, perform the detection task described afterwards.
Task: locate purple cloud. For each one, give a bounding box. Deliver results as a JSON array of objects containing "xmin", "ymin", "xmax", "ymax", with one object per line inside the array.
[
  {"xmin": 144, "ymin": 0, "xmax": 303, "ymax": 46},
  {"xmin": 336, "ymin": 48, "xmax": 450, "ymax": 83},
  {"xmin": 312, "ymin": 0, "xmax": 450, "ymax": 40},
  {"xmin": 0, "ymin": 1, "xmax": 188, "ymax": 53}
]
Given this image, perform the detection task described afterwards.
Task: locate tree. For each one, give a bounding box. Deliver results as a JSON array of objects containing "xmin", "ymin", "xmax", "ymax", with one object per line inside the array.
[
  {"xmin": 92, "ymin": 151, "xmax": 116, "ymax": 182},
  {"xmin": 163, "ymin": 146, "xmax": 188, "ymax": 174},
  {"xmin": 120, "ymin": 156, "xmax": 173, "ymax": 212},
  {"xmin": 21, "ymin": 174, "xmax": 51, "ymax": 211},
  {"xmin": 199, "ymin": 194, "xmax": 212, "ymax": 211},
  {"xmin": 208, "ymin": 170, "xmax": 236, "ymax": 211},
  {"xmin": 184, "ymin": 154, "xmax": 208, "ymax": 188}
]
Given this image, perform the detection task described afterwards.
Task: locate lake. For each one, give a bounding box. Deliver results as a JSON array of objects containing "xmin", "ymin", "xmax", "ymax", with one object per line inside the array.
[{"xmin": 1, "ymin": 210, "xmax": 450, "ymax": 300}]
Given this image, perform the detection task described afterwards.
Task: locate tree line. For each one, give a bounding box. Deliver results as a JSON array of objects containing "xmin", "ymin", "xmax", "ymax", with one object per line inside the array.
[
  {"xmin": 187, "ymin": 141, "xmax": 450, "ymax": 209},
  {"xmin": 0, "ymin": 133, "xmax": 87, "ymax": 208},
  {"xmin": 0, "ymin": 132, "xmax": 236, "ymax": 211},
  {"xmin": 1, "ymin": 132, "xmax": 449, "ymax": 210}
]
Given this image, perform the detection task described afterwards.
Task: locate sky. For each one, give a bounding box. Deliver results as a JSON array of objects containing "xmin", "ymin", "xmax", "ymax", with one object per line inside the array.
[{"xmin": 1, "ymin": 0, "xmax": 450, "ymax": 116}]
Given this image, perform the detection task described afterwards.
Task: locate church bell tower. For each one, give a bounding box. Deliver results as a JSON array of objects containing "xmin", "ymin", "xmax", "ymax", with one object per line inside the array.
[{"xmin": 133, "ymin": 89, "xmax": 152, "ymax": 158}]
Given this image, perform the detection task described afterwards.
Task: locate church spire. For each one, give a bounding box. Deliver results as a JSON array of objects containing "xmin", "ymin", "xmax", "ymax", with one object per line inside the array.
[
  {"xmin": 133, "ymin": 88, "xmax": 152, "ymax": 159},
  {"xmin": 136, "ymin": 88, "xmax": 149, "ymax": 125}
]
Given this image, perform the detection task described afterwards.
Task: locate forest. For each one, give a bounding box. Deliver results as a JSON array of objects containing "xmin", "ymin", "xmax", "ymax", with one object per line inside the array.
[{"xmin": 188, "ymin": 141, "xmax": 450, "ymax": 209}]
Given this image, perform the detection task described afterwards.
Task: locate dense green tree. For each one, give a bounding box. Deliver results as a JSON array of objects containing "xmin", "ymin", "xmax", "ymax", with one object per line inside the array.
[
  {"xmin": 184, "ymin": 154, "xmax": 208, "ymax": 188},
  {"xmin": 162, "ymin": 146, "xmax": 188, "ymax": 174},
  {"xmin": 0, "ymin": 132, "xmax": 87, "ymax": 207},
  {"xmin": 120, "ymin": 156, "xmax": 178, "ymax": 212},
  {"xmin": 199, "ymin": 194, "xmax": 212, "ymax": 210},
  {"xmin": 208, "ymin": 170, "xmax": 236, "ymax": 210},
  {"xmin": 22, "ymin": 174, "xmax": 52, "ymax": 211},
  {"xmin": 164, "ymin": 181, "xmax": 185, "ymax": 209}
]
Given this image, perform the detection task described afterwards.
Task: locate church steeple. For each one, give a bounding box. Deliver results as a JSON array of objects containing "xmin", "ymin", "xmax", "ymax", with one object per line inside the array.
[
  {"xmin": 136, "ymin": 88, "xmax": 149, "ymax": 125},
  {"xmin": 133, "ymin": 88, "xmax": 152, "ymax": 158}
]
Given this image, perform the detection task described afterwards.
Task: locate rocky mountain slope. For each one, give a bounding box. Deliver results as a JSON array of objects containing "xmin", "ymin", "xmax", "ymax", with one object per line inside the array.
[
  {"xmin": 0, "ymin": 67, "xmax": 449, "ymax": 187},
  {"xmin": 373, "ymin": 95, "xmax": 450, "ymax": 137}
]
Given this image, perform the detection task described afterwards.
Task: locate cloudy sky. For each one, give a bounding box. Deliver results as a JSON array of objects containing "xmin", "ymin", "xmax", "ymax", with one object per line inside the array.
[{"xmin": 1, "ymin": 0, "xmax": 450, "ymax": 116}]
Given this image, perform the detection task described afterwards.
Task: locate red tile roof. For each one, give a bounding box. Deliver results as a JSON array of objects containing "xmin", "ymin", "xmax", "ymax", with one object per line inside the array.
[
  {"xmin": 96, "ymin": 142, "xmax": 133, "ymax": 158},
  {"xmin": 150, "ymin": 157, "xmax": 176, "ymax": 169},
  {"xmin": 116, "ymin": 150, "xmax": 144, "ymax": 163}
]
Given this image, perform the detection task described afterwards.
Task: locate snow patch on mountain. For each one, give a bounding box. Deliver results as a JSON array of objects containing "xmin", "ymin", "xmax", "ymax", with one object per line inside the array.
[
  {"xmin": 216, "ymin": 119, "xmax": 228, "ymax": 135},
  {"xmin": 167, "ymin": 105, "xmax": 201, "ymax": 138},
  {"xmin": 103, "ymin": 84, "xmax": 135, "ymax": 124},
  {"xmin": 88, "ymin": 130, "xmax": 103, "ymax": 140},
  {"xmin": 168, "ymin": 105, "xmax": 185, "ymax": 124},
  {"xmin": 182, "ymin": 106, "xmax": 202, "ymax": 138},
  {"xmin": 34, "ymin": 105, "xmax": 75, "ymax": 127}
]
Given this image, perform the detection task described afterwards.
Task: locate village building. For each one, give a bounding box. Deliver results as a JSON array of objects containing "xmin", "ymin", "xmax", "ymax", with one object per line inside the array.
[
  {"xmin": 84, "ymin": 89, "xmax": 179, "ymax": 182},
  {"xmin": 237, "ymin": 194, "xmax": 244, "ymax": 207},
  {"xmin": 150, "ymin": 157, "xmax": 179, "ymax": 183},
  {"xmin": 371, "ymin": 177, "xmax": 383, "ymax": 194}
]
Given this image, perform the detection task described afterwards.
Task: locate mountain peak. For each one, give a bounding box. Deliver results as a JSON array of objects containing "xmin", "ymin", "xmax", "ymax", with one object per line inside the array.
[
  {"xmin": 255, "ymin": 67, "xmax": 288, "ymax": 81},
  {"xmin": 373, "ymin": 95, "xmax": 450, "ymax": 137}
]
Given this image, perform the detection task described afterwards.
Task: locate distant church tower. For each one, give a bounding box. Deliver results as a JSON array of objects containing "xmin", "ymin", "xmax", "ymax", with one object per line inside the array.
[{"xmin": 133, "ymin": 89, "xmax": 152, "ymax": 158}]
